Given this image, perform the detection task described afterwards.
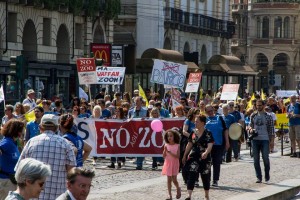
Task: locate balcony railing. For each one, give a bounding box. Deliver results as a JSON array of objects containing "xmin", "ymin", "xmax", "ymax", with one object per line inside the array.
[{"xmin": 164, "ymin": 7, "xmax": 235, "ymax": 39}]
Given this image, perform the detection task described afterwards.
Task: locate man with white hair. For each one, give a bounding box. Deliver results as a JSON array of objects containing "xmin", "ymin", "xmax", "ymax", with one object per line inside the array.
[
  {"xmin": 22, "ymin": 89, "xmax": 37, "ymax": 109},
  {"xmin": 15, "ymin": 114, "xmax": 76, "ymax": 199}
]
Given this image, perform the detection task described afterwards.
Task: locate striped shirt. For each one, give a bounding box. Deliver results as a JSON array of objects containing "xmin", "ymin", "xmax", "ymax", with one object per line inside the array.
[{"xmin": 15, "ymin": 130, "xmax": 76, "ymax": 200}]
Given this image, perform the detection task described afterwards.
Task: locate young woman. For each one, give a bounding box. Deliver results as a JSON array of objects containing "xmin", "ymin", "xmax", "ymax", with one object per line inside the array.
[
  {"xmin": 112, "ymin": 92, "xmax": 122, "ymax": 107},
  {"xmin": 182, "ymin": 114, "xmax": 214, "ymax": 200},
  {"xmin": 60, "ymin": 114, "xmax": 92, "ymax": 167},
  {"xmin": 13, "ymin": 103, "xmax": 25, "ymax": 120}
]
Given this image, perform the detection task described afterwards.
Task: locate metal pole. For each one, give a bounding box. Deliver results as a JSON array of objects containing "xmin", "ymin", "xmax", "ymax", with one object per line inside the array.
[{"xmin": 281, "ymin": 124, "xmax": 283, "ymax": 156}]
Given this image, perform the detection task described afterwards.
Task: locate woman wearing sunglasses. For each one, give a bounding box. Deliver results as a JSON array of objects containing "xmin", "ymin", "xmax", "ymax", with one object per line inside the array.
[{"xmin": 5, "ymin": 158, "xmax": 51, "ymax": 200}]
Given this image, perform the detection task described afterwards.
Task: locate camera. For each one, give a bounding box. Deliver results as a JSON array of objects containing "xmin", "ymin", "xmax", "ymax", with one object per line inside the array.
[{"xmin": 248, "ymin": 129, "xmax": 258, "ymax": 141}]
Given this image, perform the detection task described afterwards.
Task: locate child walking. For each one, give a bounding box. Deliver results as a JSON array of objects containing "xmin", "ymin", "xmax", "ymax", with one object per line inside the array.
[{"xmin": 162, "ymin": 129, "xmax": 181, "ymax": 200}]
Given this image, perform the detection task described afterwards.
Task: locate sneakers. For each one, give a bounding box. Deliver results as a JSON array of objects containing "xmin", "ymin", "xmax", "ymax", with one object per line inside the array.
[
  {"xmin": 256, "ymin": 179, "xmax": 262, "ymax": 183},
  {"xmin": 135, "ymin": 166, "xmax": 143, "ymax": 170},
  {"xmin": 212, "ymin": 180, "xmax": 218, "ymax": 187},
  {"xmin": 108, "ymin": 163, "xmax": 115, "ymax": 168},
  {"xmin": 117, "ymin": 162, "xmax": 122, "ymax": 169}
]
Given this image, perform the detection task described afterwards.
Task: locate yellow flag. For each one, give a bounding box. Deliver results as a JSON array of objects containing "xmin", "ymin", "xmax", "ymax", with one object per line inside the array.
[
  {"xmin": 24, "ymin": 102, "xmax": 42, "ymax": 122},
  {"xmin": 138, "ymin": 84, "xmax": 149, "ymax": 107},
  {"xmin": 247, "ymin": 93, "xmax": 255, "ymax": 109},
  {"xmin": 199, "ymin": 88, "xmax": 203, "ymax": 101},
  {"xmin": 261, "ymin": 89, "xmax": 266, "ymax": 100}
]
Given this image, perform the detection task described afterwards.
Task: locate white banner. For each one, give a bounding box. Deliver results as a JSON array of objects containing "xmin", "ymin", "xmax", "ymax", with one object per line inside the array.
[
  {"xmin": 96, "ymin": 66, "xmax": 125, "ymax": 85},
  {"xmin": 150, "ymin": 59, "xmax": 187, "ymax": 88},
  {"xmin": 276, "ymin": 90, "xmax": 298, "ymax": 97},
  {"xmin": 220, "ymin": 84, "xmax": 240, "ymax": 100}
]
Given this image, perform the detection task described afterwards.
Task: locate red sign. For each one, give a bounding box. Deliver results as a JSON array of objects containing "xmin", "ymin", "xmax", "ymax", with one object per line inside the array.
[
  {"xmin": 90, "ymin": 43, "xmax": 112, "ymax": 66},
  {"xmin": 76, "ymin": 58, "xmax": 97, "ymax": 85},
  {"xmin": 75, "ymin": 118, "xmax": 185, "ymax": 157},
  {"xmin": 187, "ymin": 73, "xmax": 202, "ymax": 83}
]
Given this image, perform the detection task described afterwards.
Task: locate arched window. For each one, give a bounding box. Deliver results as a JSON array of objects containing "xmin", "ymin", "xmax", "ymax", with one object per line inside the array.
[
  {"xmin": 256, "ymin": 53, "xmax": 268, "ymax": 68},
  {"xmin": 284, "ymin": 17, "xmax": 290, "ymax": 38},
  {"xmin": 274, "ymin": 16, "xmax": 282, "ymax": 38},
  {"xmin": 273, "ymin": 53, "xmax": 288, "ymax": 68},
  {"xmin": 256, "ymin": 17, "xmax": 261, "ymax": 38},
  {"xmin": 262, "ymin": 17, "xmax": 269, "ymax": 38}
]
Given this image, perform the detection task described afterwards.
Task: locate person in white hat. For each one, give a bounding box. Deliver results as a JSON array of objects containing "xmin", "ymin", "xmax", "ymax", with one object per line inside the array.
[
  {"xmin": 15, "ymin": 114, "xmax": 76, "ymax": 199},
  {"xmin": 22, "ymin": 89, "xmax": 37, "ymax": 109}
]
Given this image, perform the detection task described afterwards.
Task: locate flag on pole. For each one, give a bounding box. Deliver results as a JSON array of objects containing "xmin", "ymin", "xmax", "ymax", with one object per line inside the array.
[
  {"xmin": 79, "ymin": 87, "xmax": 89, "ymax": 101},
  {"xmin": 138, "ymin": 84, "xmax": 149, "ymax": 107},
  {"xmin": 0, "ymin": 85, "xmax": 4, "ymax": 103},
  {"xmin": 247, "ymin": 93, "xmax": 255, "ymax": 109},
  {"xmin": 24, "ymin": 102, "xmax": 43, "ymax": 122},
  {"xmin": 261, "ymin": 89, "xmax": 266, "ymax": 100}
]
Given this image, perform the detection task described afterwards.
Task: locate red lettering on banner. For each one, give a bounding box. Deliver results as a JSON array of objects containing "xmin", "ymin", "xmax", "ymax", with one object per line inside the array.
[
  {"xmin": 93, "ymin": 119, "xmax": 184, "ymax": 156},
  {"xmin": 97, "ymin": 71, "xmax": 120, "ymax": 77}
]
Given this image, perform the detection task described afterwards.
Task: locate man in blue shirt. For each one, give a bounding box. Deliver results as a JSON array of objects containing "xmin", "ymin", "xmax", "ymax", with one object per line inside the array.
[
  {"xmin": 24, "ymin": 106, "xmax": 44, "ymax": 144},
  {"xmin": 287, "ymin": 95, "xmax": 300, "ymax": 158},
  {"xmin": 154, "ymin": 101, "xmax": 169, "ymax": 118},
  {"xmin": 128, "ymin": 96, "xmax": 148, "ymax": 170},
  {"xmin": 96, "ymin": 99, "xmax": 111, "ymax": 119},
  {"xmin": 205, "ymin": 105, "xmax": 229, "ymax": 187}
]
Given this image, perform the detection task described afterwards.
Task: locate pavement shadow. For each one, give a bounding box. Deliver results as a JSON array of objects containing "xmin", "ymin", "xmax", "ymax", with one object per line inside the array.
[{"xmin": 214, "ymin": 185, "xmax": 258, "ymax": 193}]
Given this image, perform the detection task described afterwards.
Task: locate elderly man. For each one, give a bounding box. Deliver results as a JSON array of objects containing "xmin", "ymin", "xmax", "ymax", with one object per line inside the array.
[
  {"xmin": 15, "ymin": 114, "xmax": 76, "ymax": 199},
  {"xmin": 287, "ymin": 95, "xmax": 300, "ymax": 158},
  {"xmin": 22, "ymin": 89, "xmax": 36, "ymax": 109},
  {"xmin": 56, "ymin": 167, "xmax": 95, "ymax": 200}
]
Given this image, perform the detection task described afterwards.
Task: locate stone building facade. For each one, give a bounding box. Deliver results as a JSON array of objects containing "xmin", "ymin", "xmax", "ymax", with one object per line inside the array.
[{"xmin": 0, "ymin": 1, "xmax": 107, "ymax": 104}]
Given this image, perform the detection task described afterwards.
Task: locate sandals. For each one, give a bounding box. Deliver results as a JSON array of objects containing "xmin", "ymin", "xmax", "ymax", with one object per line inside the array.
[{"xmin": 176, "ymin": 187, "xmax": 181, "ymax": 199}]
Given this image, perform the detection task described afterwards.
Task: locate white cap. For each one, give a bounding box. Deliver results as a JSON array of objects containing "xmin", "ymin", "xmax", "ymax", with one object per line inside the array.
[{"xmin": 40, "ymin": 114, "xmax": 59, "ymax": 127}]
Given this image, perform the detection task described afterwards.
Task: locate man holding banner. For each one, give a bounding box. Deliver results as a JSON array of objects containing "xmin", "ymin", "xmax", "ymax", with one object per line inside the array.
[{"xmin": 128, "ymin": 96, "xmax": 148, "ymax": 170}]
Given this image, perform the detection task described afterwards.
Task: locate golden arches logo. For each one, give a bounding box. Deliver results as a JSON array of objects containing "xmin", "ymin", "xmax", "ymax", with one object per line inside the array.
[{"xmin": 94, "ymin": 50, "xmax": 108, "ymax": 63}]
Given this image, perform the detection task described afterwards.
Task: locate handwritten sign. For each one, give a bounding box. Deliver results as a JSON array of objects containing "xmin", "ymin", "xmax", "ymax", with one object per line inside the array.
[
  {"xmin": 185, "ymin": 73, "xmax": 202, "ymax": 93},
  {"xmin": 150, "ymin": 59, "xmax": 187, "ymax": 88},
  {"xmin": 220, "ymin": 84, "xmax": 240, "ymax": 100},
  {"xmin": 76, "ymin": 58, "xmax": 97, "ymax": 85},
  {"xmin": 96, "ymin": 66, "xmax": 125, "ymax": 85}
]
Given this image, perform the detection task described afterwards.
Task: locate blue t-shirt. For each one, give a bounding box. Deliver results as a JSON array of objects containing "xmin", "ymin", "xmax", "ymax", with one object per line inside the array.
[
  {"xmin": 25, "ymin": 121, "xmax": 40, "ymax": 141},
  {"xmin": 160, "ymin": 108, "xmax": 170, "ymax": 118},
  {"xmin": 63, "ymin": 132, "xmax": 84, "ymax": 167},
  {"xmin": 288, "ymin": 103, "xmax": 300, "ymax": 126},
  {"xmin": 230, "ymin": 110, "xmax": 241, "ymax": 123},
  {"xmin": 102, "ymin": 109, "xmax": 112, "ymax": 119},
  {"xmin": 184, "ymin": 119, "xmax": 195, "ymax": 133},
  {"xmin": 223, "ymin": 114, "xmax": 235, "ymax": 129},
  {"xmin": 205, "ymin": 115, "xmax": 224, "ymax": 145},
  {"xmin": 0, "ymin": 137, "xmax": 20, "ymax": 178},
  {"xmin": 78, "ymin": 113, "xmax": 91, "ymax": 118}
]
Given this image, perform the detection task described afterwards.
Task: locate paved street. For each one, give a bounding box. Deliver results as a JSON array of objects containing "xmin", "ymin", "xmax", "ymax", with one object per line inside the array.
[{"xmin": 86, "ymin": 139, "xmax": 300, "ymax": 200}]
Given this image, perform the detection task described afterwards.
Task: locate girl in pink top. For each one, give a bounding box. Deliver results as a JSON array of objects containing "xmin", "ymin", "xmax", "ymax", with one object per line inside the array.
[{"xmin": 162, "ymin": 129, "xmax": 181, "ymax": 200}]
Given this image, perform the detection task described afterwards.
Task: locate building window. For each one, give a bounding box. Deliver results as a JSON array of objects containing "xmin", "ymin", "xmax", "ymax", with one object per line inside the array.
[
  {"xmin": 284, "ymin": 17, "xmax": 290, "ymax": 38},
  {"xmin": 75, "ymin": 23, "xmax": 83, "ymax": 49},
  {"xmin": 256, "ymin": 17, "xmax": 261, "ymax": 38},
  {"xmin": 262, "ymin": 17, "xmax": 269, "ymax": 38},
  {"xmin": 8, "ymin": 13, "xmax": 17, "ymax": 42},
  {"xmin": 43, "ymin": 18, "xmax": 51, "ymax": 46},
  {"xmin": 274, "ymin": 16, "xmax": 282, "ymax": 38}
]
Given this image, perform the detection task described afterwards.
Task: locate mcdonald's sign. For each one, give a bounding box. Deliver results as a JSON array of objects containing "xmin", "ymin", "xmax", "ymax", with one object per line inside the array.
[{"xmin": 90, "ymin": 43, "xmax": 112, "ymax": 66}]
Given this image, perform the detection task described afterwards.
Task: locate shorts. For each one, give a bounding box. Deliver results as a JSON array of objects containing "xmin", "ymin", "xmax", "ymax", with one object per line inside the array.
[{"xmin": 288, "ymin": 125, "xmax": 300, "ymax": 140}]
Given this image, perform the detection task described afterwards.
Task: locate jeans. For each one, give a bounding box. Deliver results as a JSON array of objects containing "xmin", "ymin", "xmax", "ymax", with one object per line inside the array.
[
  {"xmin": 226, "ymin": 139, "xmax": 239, "ymax": 161},
  {"xmin": 252, "ymin": 140, "xmax": 270, "ymax": 181},
  {"xmin": 211, "ymin": 145, "xmax": 224, "ymax": 181},
  {"xmin": 136, "ymin": 157, "xmax": 145, "ymax": 168}
]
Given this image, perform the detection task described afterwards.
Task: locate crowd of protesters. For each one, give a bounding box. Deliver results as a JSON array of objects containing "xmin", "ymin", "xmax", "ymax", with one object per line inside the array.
[{"xmin": 0, "ymin": 86, "xmax": 299, "ymax": 200}]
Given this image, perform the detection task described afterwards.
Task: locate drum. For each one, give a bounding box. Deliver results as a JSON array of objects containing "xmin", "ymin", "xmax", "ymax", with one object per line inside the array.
[{"xmin": 229, "ymin": 123, "xmax": 242, "ymax": 140}]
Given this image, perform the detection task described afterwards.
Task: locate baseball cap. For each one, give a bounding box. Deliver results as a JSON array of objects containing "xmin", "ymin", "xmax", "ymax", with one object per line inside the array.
[
  {"xmin": 27, "ymin": 89, "xmax": 35, "ymax": 95},
  {"xmin": 40, "ymin": 114, "xmax": 59, "ymax": 127}
]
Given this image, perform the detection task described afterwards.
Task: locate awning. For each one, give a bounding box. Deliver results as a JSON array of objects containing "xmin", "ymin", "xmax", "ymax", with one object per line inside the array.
[
  {"xmin": 206, "ymin": 55, "xmax": 257, "ymax": 75},
  {"xmin": 113, "ymin": 32, "xmax": 136, "ymax": 45}
]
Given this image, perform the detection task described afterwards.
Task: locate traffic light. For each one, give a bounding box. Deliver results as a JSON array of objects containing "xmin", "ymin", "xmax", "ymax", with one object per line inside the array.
[
  {"xmin": 10, "ymin": 55, "xmax": 28, "ymax": 80},
  {"xmin": 268, "ymin": 70, "xmax": 275, "ymax": 85}
]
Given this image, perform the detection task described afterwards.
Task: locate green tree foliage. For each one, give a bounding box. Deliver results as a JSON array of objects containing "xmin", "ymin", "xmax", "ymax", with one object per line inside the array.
[{"xmin": 104, "ymin": 0, "xmax": 121, "ymax": 19}]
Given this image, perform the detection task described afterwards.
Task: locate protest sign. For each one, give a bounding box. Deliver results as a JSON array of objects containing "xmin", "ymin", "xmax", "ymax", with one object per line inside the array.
[
  {"xmin": 220, "ymin": 84, "xmax": 240, "ymax": 100},
  {"xmin": 276, "ymin": 90, "xmax": 298, "ymax": 98},
  {"xmin": 76, "ymin": 58, "xmax": 97, "ymax": 85},
  {"xmin": 185, "ymin": 73, "xmax": 202, "ymax": 93},
  {"xmin": 150, "ymin": 59, "xmax": 187, "ymax": 88},
  {"xmin": 96, "ymin": 66, "xmax": 125, "ymax": 85},
  {"xmin": 75, "ymin": 118, "xmax": 185, "ymax": 157}
]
